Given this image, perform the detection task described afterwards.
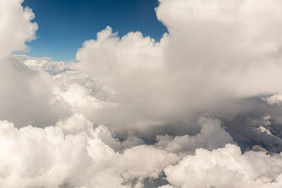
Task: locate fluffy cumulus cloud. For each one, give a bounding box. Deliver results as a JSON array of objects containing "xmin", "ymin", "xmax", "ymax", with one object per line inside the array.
[
  {"xmin": 163, "ymin": 144, "xmax": 282, "ymax": 188},
  {"xmin": 0, "ymin": 0, "xmax": 37, "ymax": 60},
  {"xmin": 1, "ymin": 0, "xmax": 282, "ymax": 187},
  {"xmin": 75, "ymin": 0, "xmax": 282, "ymax": 136},
  {"xmin": 155, "ymin": 117, "xmax": 234, "ymax": 154},
  {"xmin": 0, "ymin": 0, "xmax": 69, "ymax": 126},
  {"xmin": 0, "ymin": 117, "xmax": 179, "ymax": 188},
  {"xmin": 266, "ymin": 94, "xmax": 282, "ymax": 106}
]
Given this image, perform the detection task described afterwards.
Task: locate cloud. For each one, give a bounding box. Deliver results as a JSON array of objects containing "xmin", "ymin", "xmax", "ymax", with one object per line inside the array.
[
  {"xmin": 74, "ymin": 0, "xmax": 282, "ymax": 137},
  {"xmin": 0, "ymin": 0, "xmax": 70, "ymax": 127},
  {"xmin": 163, "ymin": 144, "xmax": 282, "ymax": 188},
  {"xmin": 0, "ymin": 115, "xmax": 280, "ymax": 188},
  {"xmin": 155, "ymin": 117, "xmax": 234, "ymax": 154},
  {"xmin": 1, "ymin": 0, "xmax": 282, "ymax": 187},
  {"xmin": 75, "ymin": 26, "xmax": 168, "ymax": 133},
  {"xmin": 0, "ymin": 118, "xmax": 179, "ymax": 188},
  {"xmin": 0, "ymin": 0, "xmax": 37, "ymax": 60},
  {"xmin": 56, "ymin": 113, "xmax": 144, "ymax": 151},
  {"xmin": 13, "ymin": 55, "xmax": 70, "ymax": 74},
  {"xmin": 265, "ymin": 94, "xmax": 282, "ymax": 106},
  {"xmin": 0, "ymin": 58, "xmax": 70, "ymax": 127}
]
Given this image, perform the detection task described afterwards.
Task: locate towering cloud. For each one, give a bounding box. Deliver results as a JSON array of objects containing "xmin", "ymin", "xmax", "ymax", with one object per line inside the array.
[{"xmin": 75, "ymin": 0, "xmax": 282, "ymax": 139}]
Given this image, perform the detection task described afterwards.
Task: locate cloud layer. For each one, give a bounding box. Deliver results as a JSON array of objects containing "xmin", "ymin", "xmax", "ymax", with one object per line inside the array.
[{"xmin": 0, "ymin": 0, "xmax": 282, "ymax": 187}]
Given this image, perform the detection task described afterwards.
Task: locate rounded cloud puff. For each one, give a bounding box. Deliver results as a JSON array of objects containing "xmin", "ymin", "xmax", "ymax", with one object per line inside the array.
[
  {"xmin": 164, "ymin": 144, "xmax": 282, "ymax": 188},
  {"xmin": 0, "ymin": 119, "xmax": 179, "ymax": 188}
]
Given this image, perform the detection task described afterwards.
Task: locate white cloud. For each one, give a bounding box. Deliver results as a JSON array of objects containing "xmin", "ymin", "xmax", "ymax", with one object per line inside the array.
[
  {"xmin": 0, "ymin": 119, "xmax": 179, "ymax": 188},
  {"xmin": 56, "ymin": 114, "xmax": 144, "ymax": 151},
  {"xmin": 1, "ymin": 0, "xmax": 282, "ymax": 187},
  {"xmin": 0, "ymin": 0, "xmax": 70, "ymax": 127},
  {"xmin": 0, "ymin": 0, "xmax": 37, "ymax": 60},
  {"xmin": 163, "ymin": 144, "xmax": 282, "ymax": 188},
  {"xmin": 74, "ymin": 0, "xmax": 282, "ymax": 135},
  {"xmin": 266, "ymin": 94, "xmax": 282, "ymax": 106},
  {"xmin": 155, "ymin": 117, "xmax": 233, "ymax": 154},
  {"xmin": 13, "ymin": 55, "xmax": 70, "ymax": 74}
]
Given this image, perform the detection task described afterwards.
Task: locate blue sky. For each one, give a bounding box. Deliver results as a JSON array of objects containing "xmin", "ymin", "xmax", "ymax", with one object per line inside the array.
[{"xmin": 21, "ymin": 0, "xmax": 167, "ymax": 61}]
